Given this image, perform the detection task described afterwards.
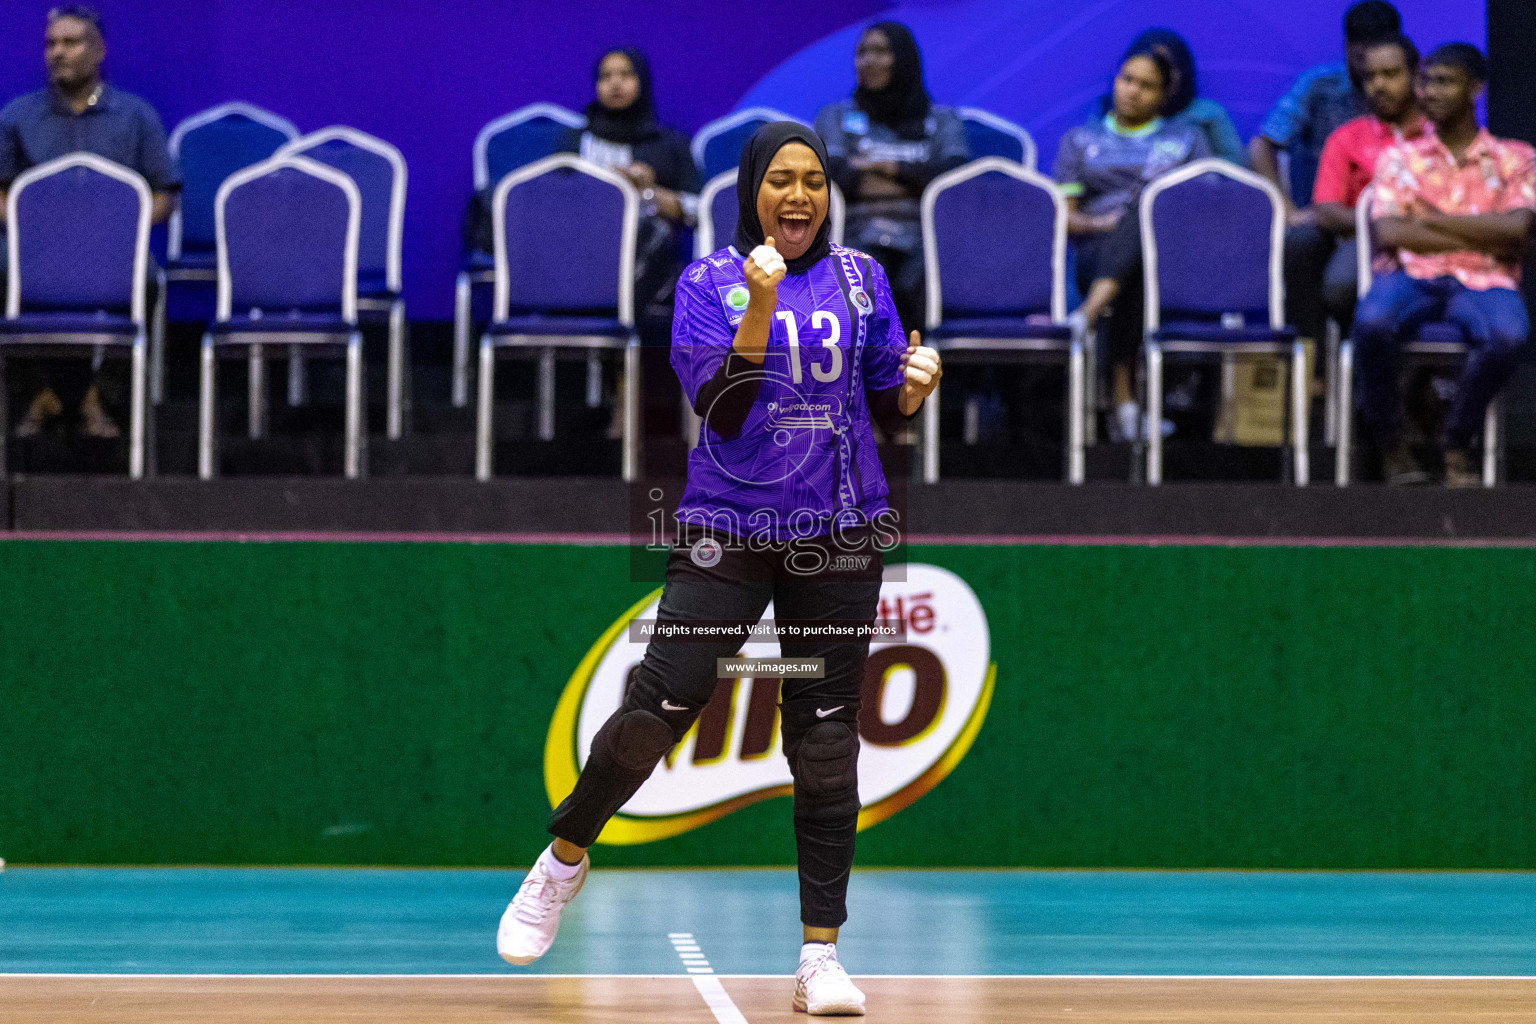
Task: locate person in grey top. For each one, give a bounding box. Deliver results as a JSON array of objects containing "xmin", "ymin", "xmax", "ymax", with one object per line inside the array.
[
  {"xmin": 815, "ymin": 22, "xmax": 969, "ymax": 332},
  {"xmin": 1057, "ymin": 47, "xmax": 1208, "ymax": 442},
  {"xmin": 0, "ymin": 6, "xmax": 179, "ymax": 440}
]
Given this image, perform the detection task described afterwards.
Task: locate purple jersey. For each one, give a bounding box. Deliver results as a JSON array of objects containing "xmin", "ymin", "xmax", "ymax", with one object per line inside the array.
[{"xmin": 671, "ymin": 243, "xmax": 908, "ymax": 542}]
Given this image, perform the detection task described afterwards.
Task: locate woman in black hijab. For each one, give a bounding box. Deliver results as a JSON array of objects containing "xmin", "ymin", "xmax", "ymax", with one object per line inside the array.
[
  {"xmin": 561, "ymin": 47, "xmax": 703, "ymax": 431},
  {"xmin": 497, "ymin": 123, "xmax": 942, "ymax": 1017},
  {"xmin": 815, "ymin": 22, "xmax": 970, "ymax": 331},
  {"xmin": 568, "ymin": 47, "xmax": 700, "ymax": 224}
]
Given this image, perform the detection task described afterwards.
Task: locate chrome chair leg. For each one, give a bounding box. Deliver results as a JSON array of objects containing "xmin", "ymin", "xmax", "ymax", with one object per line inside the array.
[
  {"xmin": 476, "ymin": 337, "xmax": 495, "ymax": 481},
  {"xmin": 922, "ymin": 383, "xmax": 940, "ymax": 484},
  {"xmin": 453, "ymin": 271, "xmax": 471, "ymax": 408},
  {"xmin": 248, "ymin": 343, "xmax": 265, "ymax": 439},
  {"xmin": 129, "ymin": 333, "xmax": 148, "ymax": 480},
  {"xmin": 344, "ymin": 332, "xmax": 364, "ymax": 480},
  {"xmin": 387, "ymin": 299, "xmax": 406, "ymax": 440},
  {"xmin": 538, "ymin": 348, "xmax": 556, "ymax": 442},
  {"xmin": 1483, "ymin": 397, "xmax": 1500, "ymax": 488},
  {"xmin": 622, "ymin": 337, "xmax": 642, "ymax": 482},
  {"xmin": 1323, "ymin": 319, "xmax": 1340, "ymax": 446},
  {"xmin": 1291, "ymin": 339, "xmax": 1310, "ymax": 486},
  {"xmin": 1335, "ymin": 341, "xmax": 1354, "ymax": 486},
  {"xmin": 1145, "ymin": 342, "xmax": 1164, "ymax": 485},
  {"xmin": 287, "ymin": 344, "xmax": 308, "ymax": 406},
  {"xmin": 1068, "ymin": 338, "xmax": 1085, "ymax": 485},
  {"xmin": 586, "ymin": 351, "xmax": 602, "ymax": 407},
  {"xmin": 198, "ymin": 334, "xmax": 217, "ymax": 480},
  {"xmin": 151, "ymin": 269, "xmax": 167, "ymax": 406}
]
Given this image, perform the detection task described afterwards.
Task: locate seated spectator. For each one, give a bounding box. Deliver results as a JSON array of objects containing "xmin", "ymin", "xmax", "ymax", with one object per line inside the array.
[
  {"xmin": 1251, "ymin": 0, "xmax": 1402, "ymax": 346},
  {"xmin": 0, "ymin": 6, "xmax": 178, "ymax": 440},
  {"xmin": 1355, "ymin": 44, "xmax": 1533, "ymax": 487},
  {"xmin": 1309, "ymin": 34, "xmax": 1426, "ymax": 336},
  {"xmin": 815, "ymin": 22, "xmax": 969, "ymax": 332},
  {"xmin": 1089, "ymin": 28, "xmax": 1245, "ymax": 166},
  {"xmin": 560, "ymin": 47, "xmax": 700, "ymax": 336},
  {"xmin": 1058, "ymin": 47, "xmax": 1209, "ymax": 442}
]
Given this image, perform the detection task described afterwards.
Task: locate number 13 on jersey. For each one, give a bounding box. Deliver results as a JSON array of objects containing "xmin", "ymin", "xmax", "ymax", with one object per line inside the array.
[{"xmin": 775, "ymin": 310, "xmax": 843, "ymax": 384}]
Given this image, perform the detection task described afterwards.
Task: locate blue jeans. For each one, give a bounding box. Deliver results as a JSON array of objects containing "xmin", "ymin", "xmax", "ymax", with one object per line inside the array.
[{"xmin": 1352, "ymin": 273, "xmax": 1529, "ymax": 449}]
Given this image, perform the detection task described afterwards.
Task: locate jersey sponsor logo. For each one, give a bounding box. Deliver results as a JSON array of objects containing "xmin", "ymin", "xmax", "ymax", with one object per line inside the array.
[
  {"xmin": 719, "ymin": 283, "xmax": 751, "ymax": 324},
  {"xmin": 767, "ymin": 396, "xmax": 841, "ymax": 430},
  {"xmin": 543, "ymin": 564, "xmax": 995, "ymax": 844}
]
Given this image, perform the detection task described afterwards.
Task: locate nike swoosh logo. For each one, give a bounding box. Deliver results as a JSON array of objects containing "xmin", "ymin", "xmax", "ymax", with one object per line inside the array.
[
  {"xmin": 815, "ymin": 706, "xmax": 845, "ymax": 718},
  {"xmin": 661, "ymin": 700, "xmax": 689, "ymax": 711}
]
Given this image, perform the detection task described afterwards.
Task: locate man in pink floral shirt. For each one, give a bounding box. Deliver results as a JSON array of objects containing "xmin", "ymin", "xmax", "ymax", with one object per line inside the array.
[{"xmin": 1356, "ymin": 43, "xmax": 1535, "ymax": 486}]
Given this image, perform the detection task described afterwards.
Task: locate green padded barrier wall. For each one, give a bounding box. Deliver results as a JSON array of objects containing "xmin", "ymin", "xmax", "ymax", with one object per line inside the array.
[{"xmin": 0, "ymin": 541, "xmax": 1532, "ymax": 867}]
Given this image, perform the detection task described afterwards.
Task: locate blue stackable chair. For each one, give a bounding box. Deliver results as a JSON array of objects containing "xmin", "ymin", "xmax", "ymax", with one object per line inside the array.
[
  {"xmin": 955, "ymin": 108, "xmax": 1036, "ymax": 169},
  {"xmin": 691, "ymin": 107, "xmax": 805, "ymax": 182},
  {"xmin": 1, "ymin": 154, "xmax": 152, "ymax": 478},
  {"xmin": 199, "ymin": 155, "xmax": 364, "ymax": 479},
  {"xmin": 165, "ymin": 103, "xmax": 299, "ymax": 403},
  {"xmin": 694, "ymin": 169, "xmax": 847, "ymax": 258},
  {"xmin": 1139, "ymin": 158, "xmax": 1300, "ymax": 485},
  {"xmin": 454, "ymin": 104, "xmax": 587, "ymax": 408},
  {"xmin": 920, "ymin": 157, "xmax": 1083, "ymax": 483},
  {"xmin": 476, "ymin": 154, "xmax": 639, "ymax": 481},
  {"xmin": 1335, "ymin": 185, "xmax": 1500, "ymax": 487},
  {"xmin": 277, "ymin": 126, "xmax": 409, "ymax": 438}
]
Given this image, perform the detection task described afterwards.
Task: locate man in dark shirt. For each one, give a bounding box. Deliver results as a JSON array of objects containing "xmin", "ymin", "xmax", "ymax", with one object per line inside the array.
[{"xmin": 0, "ymin": 6, "xmax": 179, "ymax": 438}]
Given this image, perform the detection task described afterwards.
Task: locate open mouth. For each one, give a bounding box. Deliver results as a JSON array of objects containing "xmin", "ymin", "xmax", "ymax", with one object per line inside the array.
[{"xmin": 776, "ymin": 210, "xmax": 813, "ymax": 247}]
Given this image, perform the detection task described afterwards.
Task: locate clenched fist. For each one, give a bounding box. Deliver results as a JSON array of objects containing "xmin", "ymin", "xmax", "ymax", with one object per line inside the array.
[{"xmin": 743, "ymin": 236, "xmax": 786, "ymax": 307}]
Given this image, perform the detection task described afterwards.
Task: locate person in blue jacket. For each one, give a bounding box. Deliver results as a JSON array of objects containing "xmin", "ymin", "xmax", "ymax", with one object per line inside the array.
[{"xmin": 495, "ymin": 123, "xmax": 942, "ymax": 1018}]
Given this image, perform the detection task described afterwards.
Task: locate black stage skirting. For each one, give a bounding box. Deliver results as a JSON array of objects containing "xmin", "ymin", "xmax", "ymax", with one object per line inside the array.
[{"xmin": 5, "ymin": 476, "xmax": 1535, "ymax": 541}]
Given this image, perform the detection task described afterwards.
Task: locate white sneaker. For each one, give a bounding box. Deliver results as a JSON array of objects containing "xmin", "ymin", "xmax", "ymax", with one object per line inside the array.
[
  {"xmin": 793, "ymin": 944, "xmax": 866, "ymax": 1016},
  {"xmin": 1113, "ymin": 401, "xmax": 1140, "ymax": 443},
  {"xmin": 496, "ymin": 852, "xmax": 588, "ymax": 965}
]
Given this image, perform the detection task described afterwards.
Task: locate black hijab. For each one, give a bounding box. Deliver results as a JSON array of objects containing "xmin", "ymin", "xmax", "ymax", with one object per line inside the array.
[
  {"xmin": 853, "ymin": 21, "xmax": 933, "ymax": 140},
  {"xmin": 584, "ymin": 47, "xmax": 661, "ymax": 145},
  {"xmin": 733, "ymin": 122, "xmax": 832, "ymax": 275}
]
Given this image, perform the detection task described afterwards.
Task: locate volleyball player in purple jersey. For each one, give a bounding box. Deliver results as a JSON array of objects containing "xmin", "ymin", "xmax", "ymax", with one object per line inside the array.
[{"xmin": 497, "ymin": 123, "xmax": 942, "ymax": 1016}]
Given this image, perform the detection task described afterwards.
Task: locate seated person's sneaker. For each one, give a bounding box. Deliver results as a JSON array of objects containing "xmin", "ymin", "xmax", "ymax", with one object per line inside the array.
[
  {"xmin": 794, "ymin": 943, "xmax": 866, "ymax": 1016},
  {"xmin": 1443, "ymin": 448, "xmax": 1480, "ymax": 488},
  {"xmin": 1383, "ymin": 440, "xmax": 1429, "ymax": 486},
  {"xmin": 497, "ymin": 848, "xmax": 588, "ymax": 965}
]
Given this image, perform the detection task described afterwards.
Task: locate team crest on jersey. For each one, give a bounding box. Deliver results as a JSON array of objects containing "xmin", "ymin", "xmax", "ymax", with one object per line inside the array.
[
  {"xmin": 850, "ymin": 287, "xmax": 874, "ymax": 314},
  {"xmin": 718, "ymin": 283, "xmax": 751, "ymax": 325}
]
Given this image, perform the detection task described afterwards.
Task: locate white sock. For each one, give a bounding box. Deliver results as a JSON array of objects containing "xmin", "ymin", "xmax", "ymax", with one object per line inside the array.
[
  {"xmin": 800, "ymin": 941, "xmax": 834, "ymax": 965},
  {"xmin": 536, "ymin": 844, "xmax": 582, "ymax": 881}
]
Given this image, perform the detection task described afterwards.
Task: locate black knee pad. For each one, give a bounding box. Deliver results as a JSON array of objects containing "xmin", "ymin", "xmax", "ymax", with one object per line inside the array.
[
  {"xmin": 794, "ymin": 721, "xmax": 858, "ymax": 798},
  {"xmin": 593, "ymin": 707, "xmax": 676, "ymax": 773}
]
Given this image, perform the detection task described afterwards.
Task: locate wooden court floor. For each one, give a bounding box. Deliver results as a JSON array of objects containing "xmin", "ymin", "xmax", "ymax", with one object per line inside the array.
[{"xmin": 4, "ymin": 976, "xmax": 1535, "ymax": 1023}]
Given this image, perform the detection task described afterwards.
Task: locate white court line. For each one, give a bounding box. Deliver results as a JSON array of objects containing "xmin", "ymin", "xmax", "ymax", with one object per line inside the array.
[
  {"xmin": 668, "ymin": 934, "xmax": 751, "ymax": 1024},
  {"xmin": 1, "ymin": 972, "xmax": 1533, "ymax": 981},
  {"xmin": 692, "ymin": 975, "xmax": 750, "ymax": 1023}
]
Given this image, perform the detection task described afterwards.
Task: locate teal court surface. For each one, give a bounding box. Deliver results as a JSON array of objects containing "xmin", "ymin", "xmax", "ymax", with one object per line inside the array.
[{"xmin": 2, "ymin": 867, "xmax": 1535, "ymax": 1022}]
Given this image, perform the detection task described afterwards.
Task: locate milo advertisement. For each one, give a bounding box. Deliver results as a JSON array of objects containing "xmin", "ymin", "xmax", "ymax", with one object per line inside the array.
[{"xmin": 545, "ymin": 563, "xmax": 995, "ymax": 844}]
